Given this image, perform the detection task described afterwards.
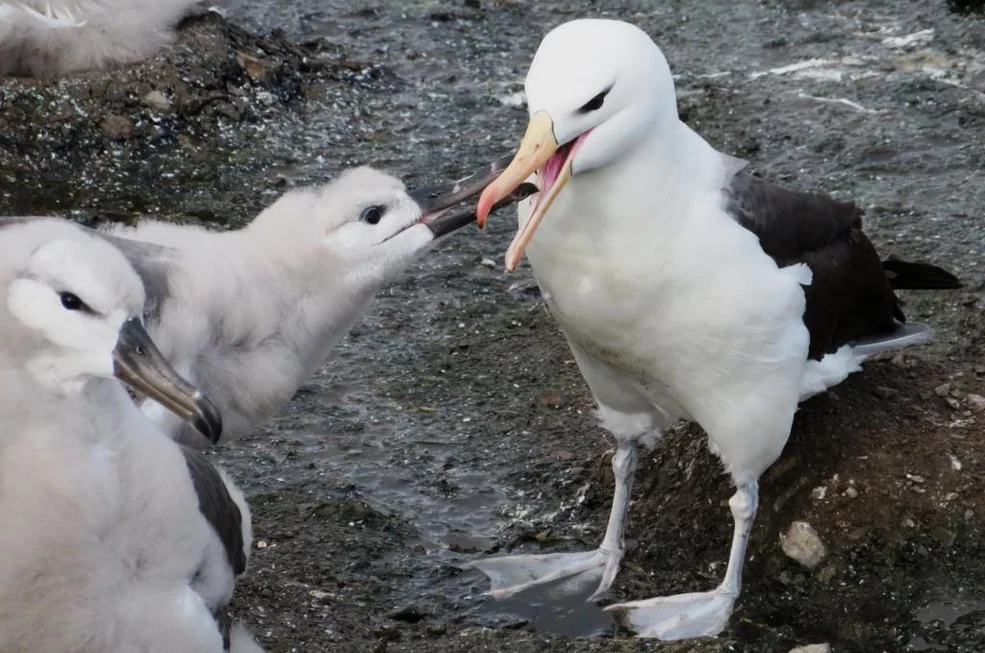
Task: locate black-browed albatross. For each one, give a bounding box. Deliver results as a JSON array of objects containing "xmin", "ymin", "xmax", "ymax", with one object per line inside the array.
[
  {"xmin": 472, "ymin": 18, "xmax": 961, "ymax": 641},
  {"xmin": 0, "ymin": 218, "xmax": 262, "ymax": 651}
]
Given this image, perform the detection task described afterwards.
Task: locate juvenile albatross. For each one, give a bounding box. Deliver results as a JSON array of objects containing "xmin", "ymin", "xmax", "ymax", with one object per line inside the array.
[
  {"xmin": 0, "ymin": 219, "xmax": 261, "ymax": 651},
  {"xmin": 472, "ymin": 19, "xmax": 962, "ymax": 640},
  {"xmin": 3, "ymin": 165, "xmax": 533, "ymax": 446}
]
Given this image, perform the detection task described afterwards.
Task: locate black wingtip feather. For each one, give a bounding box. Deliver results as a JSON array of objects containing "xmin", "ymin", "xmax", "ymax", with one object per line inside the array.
[{"xmin": 883, "ymin": 260, "xmax": 963, "ymax": 290}]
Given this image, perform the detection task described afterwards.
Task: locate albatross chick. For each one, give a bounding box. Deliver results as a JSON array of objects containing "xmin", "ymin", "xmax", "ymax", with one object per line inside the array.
[{"xmin": 0, "ymin": 219, "xmax": 261, "ymax": 652}]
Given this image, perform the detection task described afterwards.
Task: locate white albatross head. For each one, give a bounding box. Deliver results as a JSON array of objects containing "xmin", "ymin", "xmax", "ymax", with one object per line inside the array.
[
  {"xmin": 2, "ymin": 224, "xmax": 222, "ymax": 441},
  {"xmin": 476, "ymin": 19, "xmax": 679, "ymax": 270},
  {"xmin": 250, "ymin": 165, "xmax": 536, "ymax": 286}
]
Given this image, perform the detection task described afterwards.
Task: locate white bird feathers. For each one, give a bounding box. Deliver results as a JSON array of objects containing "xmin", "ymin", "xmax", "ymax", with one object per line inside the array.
[
  {"xmin": 0, "ymin": 219, "xmax": 262, "ymax": 651},
  {"xmin": 470, "ymin": 18, "xmax": 959, "ymax": 641},
  {"xmin": 0, "ymin": 0, "xmax": 205, "ymax": 76}
]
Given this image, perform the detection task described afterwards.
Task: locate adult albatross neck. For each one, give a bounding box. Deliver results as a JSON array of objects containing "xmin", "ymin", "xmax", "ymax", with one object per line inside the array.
[{"xmin": 472, "ymin": 18, "xmax": 960, "ymax": 641}]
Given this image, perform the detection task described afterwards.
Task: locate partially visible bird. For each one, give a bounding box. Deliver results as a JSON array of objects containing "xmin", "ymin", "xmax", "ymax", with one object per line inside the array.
[
  {"xmin": 0, "ymin": 0, "xmax": 205, "ymax": 76},
  {"xmin": 0, "ymin": 164, "xmax": 532, "ymax": 446},
  {"xmin": 0, "ymin": 218, "xmax": 262, "ymax": 652},
  {"xmin": 472, "ymin": 19, "xmax": 962, "ymax": 640}
]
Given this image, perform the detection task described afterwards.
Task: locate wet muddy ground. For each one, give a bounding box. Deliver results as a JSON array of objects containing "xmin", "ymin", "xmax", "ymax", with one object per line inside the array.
[{"xmin": 2, "ymin": 1, "xmax": 984, "ymax": 652}]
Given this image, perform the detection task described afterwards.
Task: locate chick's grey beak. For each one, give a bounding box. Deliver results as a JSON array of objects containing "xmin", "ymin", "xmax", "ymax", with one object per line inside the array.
[
  {"xmin": 404, "ymin": 154, "xmax": 540, "ymax": 239},
  {"xmin": 112, "ymin": 317, "xmax": 223, "ymax": 444},
  {"xmin": 407, "ymin": 152, "xmax": 518, "ymax": 215},
  {"xmin": 423, "ymin": 183, "xmax": 540, "ymax": 238}
]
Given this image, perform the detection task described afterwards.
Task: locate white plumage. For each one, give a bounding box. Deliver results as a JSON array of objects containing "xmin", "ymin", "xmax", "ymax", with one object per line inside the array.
[
  {"xmin": 472, "ymin": 18, "xmax": 959, "ymax": 640},
  {"xmin": 0, "ymin": 219, "xmax": 262, "ymax": 652},
  {"xmin": 95, "ymin": 165, "xmax": 516, "ymax": 446},
  {"xmin": 0, "ymin": 0, "xmax": 204, "ymax": 76}
]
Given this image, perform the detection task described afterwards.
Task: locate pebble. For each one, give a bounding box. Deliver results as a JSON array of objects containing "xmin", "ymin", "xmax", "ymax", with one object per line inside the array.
[
  {"xmin": 480, "ymin": 258, "xmax": 497, "ymax": 268},
  {"xmin": 141, "ymin": 90, "xmax": 171, "ymax": 113},
  {"xmin": 780, "ymin": 521, "xmax": 827, "ymax": 569},
  {"xmin": 845, "ymin": 486, "xmax": 858, "ymax": 498},
  {"xmin": 934, "ymin": 382, "xmax": 951, "ymax": 397},
  {"xmin": 789, "ymin": 645, "xmax": 831, "ymax": 653},
  {"xmin": 810, "ymin": 486, "xmax": 827, "ymax": 501},
  {"xmin": 966, "ymin": 393, "xmax": 985, "ymax": 412},
  {"xmin": 100, "ymin": 114, "xmax": 132, "ymax": 140}
]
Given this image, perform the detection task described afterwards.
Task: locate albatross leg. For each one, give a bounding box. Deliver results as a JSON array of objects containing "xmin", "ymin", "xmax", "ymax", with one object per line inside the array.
[
  {"xmin": 604, "ymin": 481, "xmax": 758, "ymax": 640},
  {"xmin": 470, "ymin": 439, "xmax": 638, "ymax": 600}
]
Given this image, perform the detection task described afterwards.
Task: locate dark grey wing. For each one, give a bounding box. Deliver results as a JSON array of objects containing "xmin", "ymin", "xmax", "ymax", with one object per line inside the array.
[
  {"xmin": 723, "ymin": 171, "xmax": 901, "ymax": 360},
  {"xmin": 93, "ymin": 232, "xmax": 179, "ymax": 324},
  {"xmin": 724, "ymin": 170, "xmax": 865, "ymax": 259},
  {"xmin": 180, "ymin": 445, "xmax": 247, "ymax": 576}
]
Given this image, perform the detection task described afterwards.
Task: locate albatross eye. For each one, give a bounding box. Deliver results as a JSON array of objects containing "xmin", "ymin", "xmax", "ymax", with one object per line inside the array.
[
  {"xmin": 577, "ymin": 89, "xmax": 610, "ymax": 114},
  {"xmin": 360, "ymin": 205, "xmax": 385, "ymax": 225},
  {"xmin": 59, "ymin": 291, "xmax": 86, "ymax": 311}
]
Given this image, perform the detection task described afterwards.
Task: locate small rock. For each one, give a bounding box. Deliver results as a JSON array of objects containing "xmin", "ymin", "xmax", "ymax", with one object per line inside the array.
[
  {"xmin": 780, "ymin": 521, "xmax": 827, "ymax": 569},
  {"xmin": 975, "ymin": 364, "xmax": 985, "ymax": 376},
  {"xmin": 236, "ymin": 51, "xmax": 280, "ymax": 82},
  {"xmin": 966, "ymin": 393, "xmax": 985, "ymax": 412},
  {"xmin": 141, "ymin": 90, "xmax": 171, "ymax": 113},
  {"xmin": 480, "ymin": 258, "xmax": 496, "ymax": 268},
  {"xmin": 789, "ymin": 645, "xmax": 831, "ymax": 653},
  {"xmin": 874, "ymin": 385, "xmax": 899, "ymax": 399},
  {"xmin": 100, "ymin": 114, "xmax": 132, "ymax": 140},
  {"xmin": 934, "ymin": 382, "xmax": 951, "ymax": 397},
  {"xmin": 945, "ymin": 397, "xmax": 961, "ymax": 410},
  {"xmin": 536, "ymin": 389, "xmax": 564, "ymax": 408},
  {"xmin": 388, "ymin": 604, "xmax": 426, "ymax": 623},
  {"xmin": 845, "ymin": 486, "xmax": 858, "ymax": 499},
  {"xmin": 810, "ymin": 486, "xmax": 827, "ymax": 501}
]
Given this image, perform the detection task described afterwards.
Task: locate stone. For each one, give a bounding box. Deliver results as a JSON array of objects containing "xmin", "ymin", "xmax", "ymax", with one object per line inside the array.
[
  {"xmin": 789, "ymin": 645, "xmax": 831, "ymax": 653},
  {"xmin": 780, "ymin": 521, "xmax": 827, "ymax": 569},
  {"xmin": 99, "ymin": 114, "xmax": 132, "ymax": 140},
  {"xmin": 141, "ymin": 90, "xmax": 171, "ymax": 113},
  {"xmin": 966, "ymin": 393, "xmax": 985, "ymax": 412}
]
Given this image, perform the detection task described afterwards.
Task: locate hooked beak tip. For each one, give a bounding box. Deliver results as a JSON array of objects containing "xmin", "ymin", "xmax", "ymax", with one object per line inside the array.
[{"xmin": 193, "ymin": 393, "xmax": 223, "ymax": 444}]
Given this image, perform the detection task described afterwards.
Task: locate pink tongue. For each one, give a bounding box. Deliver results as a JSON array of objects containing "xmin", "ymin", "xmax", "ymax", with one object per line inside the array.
[{"xmin": 532, "ymin": 142, "xmax": 573, "ymax": 214}]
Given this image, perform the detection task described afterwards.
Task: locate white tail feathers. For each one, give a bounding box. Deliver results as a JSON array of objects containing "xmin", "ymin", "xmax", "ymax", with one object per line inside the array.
[{"xmin": 230, "ymin": 623, "xmax": 267, "ymax": 653}]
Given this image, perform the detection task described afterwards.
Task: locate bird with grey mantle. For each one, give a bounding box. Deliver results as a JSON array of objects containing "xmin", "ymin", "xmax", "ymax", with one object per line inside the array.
[
  {"xmin": 0, "ymin": 218, "xmax": 263, "ymax": 652},
  {"xmin": 2, "ymin": 163, "xmax": 534, "ymax": 447},
  {"xmin": 472, "ymin": 18, "xmax": 962, "ymax": 641}
]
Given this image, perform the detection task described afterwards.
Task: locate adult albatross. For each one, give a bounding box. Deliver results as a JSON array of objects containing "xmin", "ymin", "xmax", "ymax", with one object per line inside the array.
[{"xmin": 472, "ymin": 18, "xmax": 961, "ymax": 640}]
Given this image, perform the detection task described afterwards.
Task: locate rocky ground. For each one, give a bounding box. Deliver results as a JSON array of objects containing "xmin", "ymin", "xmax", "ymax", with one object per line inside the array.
[{"xmin": 2, "ymin": 1, "xmax": 984, "ymax": 652}]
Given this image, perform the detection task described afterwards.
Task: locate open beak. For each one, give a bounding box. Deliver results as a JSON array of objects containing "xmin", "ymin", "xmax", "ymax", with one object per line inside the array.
[
  {"xmin": 475, "ymin": 111, "xmax": 582, "ymax": 272},
  {"xmin": 423, "ymin": 182, "xmax": 540, "ymax": 238},
  {"xmin": 112, "ymin": 317, "xmax": 222, "ymax": 444},
  {"xmin": 407, "ymin": 152, "xmax": 518, "ymax": 216},
  {"xmin": 403, "ymin": 154, "xmax": 536, "ymax": 239}
]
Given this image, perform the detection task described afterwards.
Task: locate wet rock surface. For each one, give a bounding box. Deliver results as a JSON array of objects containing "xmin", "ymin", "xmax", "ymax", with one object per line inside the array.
[{"xmin": 2, "ymin": 1, "xmax": 984, "ymax": 652}]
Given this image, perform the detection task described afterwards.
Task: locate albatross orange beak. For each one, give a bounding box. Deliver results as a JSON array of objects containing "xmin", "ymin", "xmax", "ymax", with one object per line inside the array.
[{"xmin": 476, "ymin": 111, "xmax": 576, "ymax": 272}]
